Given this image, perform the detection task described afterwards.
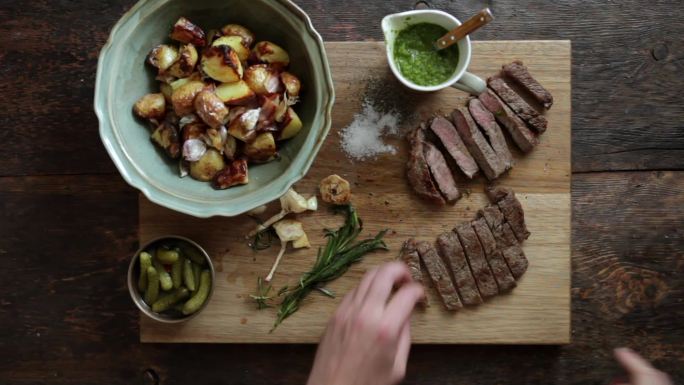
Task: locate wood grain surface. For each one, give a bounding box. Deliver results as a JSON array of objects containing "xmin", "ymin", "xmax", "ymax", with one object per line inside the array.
[
  {"xmin": 0, "ymin": 0, "xmax": 683, "ymax": 384},
  {"xmin": 139, "ymin": 41, "xmax": 571, "ymax": 344}
]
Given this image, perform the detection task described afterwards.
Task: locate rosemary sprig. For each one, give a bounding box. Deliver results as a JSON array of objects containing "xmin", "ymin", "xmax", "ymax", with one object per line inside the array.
[
  {"xmin": 270, "ymin": 205, "xmax": 388, "ymax": 331},
  {"xmin": 250, "ymin": 227, "xmax": 276, "ymax": 251},
  {"xmin": 249, "ymin": 277, "xmax": 273, "ymax": 309}
]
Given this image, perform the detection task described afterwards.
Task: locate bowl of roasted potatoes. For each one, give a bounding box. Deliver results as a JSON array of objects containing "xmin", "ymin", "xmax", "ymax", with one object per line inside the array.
[{"xmin": 95, "ymin": 0, "xmax": 334, "ymax": 217}]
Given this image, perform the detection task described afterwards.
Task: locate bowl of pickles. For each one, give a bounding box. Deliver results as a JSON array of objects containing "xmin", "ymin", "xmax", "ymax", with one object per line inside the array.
[{"xmin": 128, "ymin": 236, "xmax": 215, "ymax": 323}]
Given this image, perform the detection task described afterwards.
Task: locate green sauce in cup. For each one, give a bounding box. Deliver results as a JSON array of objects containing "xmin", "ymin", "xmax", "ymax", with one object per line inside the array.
[{"xmin": 393, "ymin": 23, "xmax": 460, "ymax": 86}]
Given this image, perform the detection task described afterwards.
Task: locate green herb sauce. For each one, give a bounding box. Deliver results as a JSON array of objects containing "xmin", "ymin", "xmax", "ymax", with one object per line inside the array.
[{"xmin": 393, "ymin": 23, "xmax": 460, "ymax": 86}]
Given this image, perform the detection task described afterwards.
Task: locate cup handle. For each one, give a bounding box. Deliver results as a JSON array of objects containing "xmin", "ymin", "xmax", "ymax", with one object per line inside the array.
[{"xmin": 451, "ymin": 71, "xmax": 487, "ymax": 95}]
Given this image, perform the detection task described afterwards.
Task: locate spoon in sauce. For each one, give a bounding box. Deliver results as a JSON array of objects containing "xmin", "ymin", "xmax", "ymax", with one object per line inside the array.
[{"xmin": 434, "ymin": 8, "xmax": 494, "ymax": 50}]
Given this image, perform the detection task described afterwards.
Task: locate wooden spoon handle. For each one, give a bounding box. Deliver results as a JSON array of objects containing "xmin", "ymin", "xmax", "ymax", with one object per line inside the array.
[{"xmin": 434, "ymin": 8, "xmax": 493, "ymax": 50}]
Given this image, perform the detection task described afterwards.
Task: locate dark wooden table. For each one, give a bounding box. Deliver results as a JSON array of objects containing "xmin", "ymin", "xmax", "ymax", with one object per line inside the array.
[{"xmin": 1, "ymin": 1, "xmax": 682, "ymax": 384}]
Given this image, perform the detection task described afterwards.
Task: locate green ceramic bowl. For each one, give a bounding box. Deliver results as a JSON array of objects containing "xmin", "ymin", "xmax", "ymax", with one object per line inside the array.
[{"xmin": 95, "ymin": 0, "xmax": 334, "ymax": 217}]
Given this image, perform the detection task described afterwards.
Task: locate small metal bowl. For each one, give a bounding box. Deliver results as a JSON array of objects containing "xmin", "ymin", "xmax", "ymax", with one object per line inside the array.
[{"xmin": 127, "ymin": 235, "xmax": 215, "ymax": 323}]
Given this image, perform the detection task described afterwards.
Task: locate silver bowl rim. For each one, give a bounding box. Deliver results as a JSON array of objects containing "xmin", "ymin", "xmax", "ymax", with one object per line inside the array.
[{"xmin": 127, "ymin": 235, "xmax": 215, "ymax": 323}]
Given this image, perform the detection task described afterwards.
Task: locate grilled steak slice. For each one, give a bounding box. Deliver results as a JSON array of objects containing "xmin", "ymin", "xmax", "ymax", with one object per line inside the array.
[
  {"xmin": 423, "ymin": 142, "xmax": 461, "ymax": 203},
  {"xmin": 472, "ymin": 218, "xmax": 516, "ymax": 292},
  {"xmin": 450, "ymin": 107, "xmax": 507, "ymax": 180},
  {"xmin": 399, "ymin": 238, "xmax": 429, "ymax": 305},
  {"xmin": 478, "ymin": 89, "xmax": 538, "ymax": 153},
  {"xmin": 416, "ymin": 241, "xmax": 463, "ymax": 310},
  {"xmin": 501, "ymin": 241, "xmax": 529, "ymax": 279},
  {"xmin": 407, "ymin": 125, "xmax": 445, "ymax": 205},
  {"xmin": 428, "ymin": 116, "xmax": 479, "ymax": 178},
  {"xmin": 487, "ymin": 186, "xmax": 530, "ymax": 241},
  {"xmin": 479, "ymin": 205, "xmax": 529, "ymax": 279},
  {"xmin": 468, "ymin": 98, "xmax": 514, "ymax": 169},
  {"xmin": 436, "ymin": 232, "xmax": 483, "ymax": 305},
  {"xmin": 502, "ymin": 60, "xmax": 553, "ymax": 109},
  {"xmin": 488, "ymin": 76, "xmax": 548, "ymax": 133},
  {"xmin": 454, "ymin": 223, "xmax": 498, "ymax": 299}
]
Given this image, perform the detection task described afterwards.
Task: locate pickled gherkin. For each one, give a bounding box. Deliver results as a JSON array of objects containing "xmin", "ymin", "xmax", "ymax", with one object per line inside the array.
[
  {"xmin": 138, "ymin": 251, "xmax": 153, "ymax": 292},
  {"xmin": 156, "ymin": 247, "xmax": 180, "ymax": 264},
  {"xmin": 171, "ymin": 256, "xmax": 184, "ymax": 289},
  {"xmin": 181, "ymin": 244, "xmax": 207, "ymax": 266},
  {"xmin": 152, "ymin": 287, "xmax": 190, "ymax": 313},
  {"xmin": 153, "ymin": 260, "xmax": 173, "ymax": 291},
  {"xmin": 182, "ymin": 270, "xmax": 211, "ymax": 315},
  {"xmin": 183, "ymin": 259, "xmax": 196, "ymax": 291},
  {"xmin": 144, "ymin": 266, "xmax": 160, "ymax": 305}
]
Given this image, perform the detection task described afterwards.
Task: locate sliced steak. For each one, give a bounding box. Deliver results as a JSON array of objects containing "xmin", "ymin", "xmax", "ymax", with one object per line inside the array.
[
  {"xmin": 399, "ymin": 238, "xmax": 429, "ymax": 305},
  {"xmin": 502, "ymin": 60, "xmax": 553, "ymax": 109},
  {"xmin": 471, "ymin": 218, "xmax": 516, "ymax": 292},
  {"xmin": 424, "ymin": 142, "xmax": 461, "ymax": 203},
  {"xmin": 501, "ymin": 240, "xmax": 529, "ymax": 280},
  {"xmin": 487, "ymin": 186, "xmax": 530, "ymax": 241},
  {"xmin": 406, "ymin": 125, "xmax": 445, "ymax": 205},
  {"xmin": 450, "ymin": 107, "xmax": 507, "ymax": 180},
  {"xmin": 479, "ymin": 205, "xmax": 529, "ymax": 279},
  {"xmin": 454, "ymin": 223, "xmax": 498, "ymax": 299},
  {"xmin": 488, "ymin": 76, "xmax": 548, "ymax": 133},
  {"xmin": 416, "ymin": 241, "xmax": 463, "ymax": 311},
  {"xmin": 468, "ymin": 98, "xmax": 514, "ymax": 169},
  {"xmin": 436, "ymin": 232, "xmax": 483, "ymax": 305},
  {"xmin": 478, "ymin": 89, "xmax": 538, "ymax": 153},
  {"xmin": 428, "ymin": 116, "xmax": 479, "ymax": 178}
]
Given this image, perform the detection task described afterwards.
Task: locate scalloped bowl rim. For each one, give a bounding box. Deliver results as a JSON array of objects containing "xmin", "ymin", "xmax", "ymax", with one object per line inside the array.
[{"xmin": 94, "ymin": 0, "xmax": 335, "ymax": 218}]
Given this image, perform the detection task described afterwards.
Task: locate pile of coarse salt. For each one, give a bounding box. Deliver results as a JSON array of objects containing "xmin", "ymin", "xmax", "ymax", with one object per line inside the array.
[{"xmin": 340, "ymin": 100, "xmax": 401, "ymax": 161}]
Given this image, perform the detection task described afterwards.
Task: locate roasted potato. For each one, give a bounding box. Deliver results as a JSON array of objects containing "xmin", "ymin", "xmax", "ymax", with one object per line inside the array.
[
  {"xmin": 134, "ymin": 93, "xmax": 166, "ymax": 120},
  {"xmin": 243, "ymin": 64, "xmax": 281, "ymax": 95},
  {"xmin": 172, "ymin": 80, "xmax": 208, "ymax": 116},
  {"xmin": 224, "ymin": 135, "xmax": 238, "ymax": 160},
  {"xmin": 201, "ymin": 46, "xmax": 243, "ymax": 83},
  {"xmin": 148, "ymin": 44, "xmax": 179, "ymax": 72},
  {"xmin": 167, "ymin": 44, "xmax": 199, "ymax": 78},
  {"xmin": 214, "ymin": 158, "xmax": 249, "ymax": 189},
  {"xmin": 169, "ymin": 17, "xmax": 206, "ymax": 47},
  {"xmin": 160, "ymin": 83, "xmax": 173, "ymax": 103},
  {"xmin": 206, "ymin": 29, "xmax": 221, "ymax": 45},
  {"xmin": 280, "ymin": 72, "xmax": 301, "ymax": 97},
  {"xmin": 244, "ymin": 132, "xmax": 277, "ymax": 162},
  {"xmin": 220, "ymin": 24, "xmax": 255, "ymax": 47},
  {"xmin": 252, "ymin": 41, "xmax": 290, "ymax": 68},
  {"xmin": 170, "ymin": 72, "xmax": 202, "ymax": 90},
  {"xmin": 151, "ymin": 122, "xmax": 181, "ymax": 159},
  {"xmin": 194, "ymin": 90, "xmax": 229, "ymax": 128},
  {"xmin": 228, "ymin": 109, "xmax": 258, "ymax": 142},
  {"xmin": 212, "ymin": 36, "xmax": 249, "ymax": 62},
  {"xmin": 279, "ymin": 107, "xmax": 303, "ymax": 140},
  {"xmin": 205, "ymin": 128, "xmax": 226, "ymax": 151},
  {"xmin": 181, "ymin": 122, "xmax": 206, "ymax": 141},
  {"xmin": 190, "ymin": 149, "xmax": 224, "ymax": 181},
  {"xmin": 215, "ymin": 80, "xmax": 256, "ymax": 105}
]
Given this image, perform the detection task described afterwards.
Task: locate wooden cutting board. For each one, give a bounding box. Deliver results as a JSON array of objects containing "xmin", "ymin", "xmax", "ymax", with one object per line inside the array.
[{"xmin": 139, "ymin": 40, "xmax": 571, "ymax": 344}]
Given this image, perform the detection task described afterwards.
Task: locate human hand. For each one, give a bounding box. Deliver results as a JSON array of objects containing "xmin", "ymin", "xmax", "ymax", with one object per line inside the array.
[
  {"xmin": 613, "ymin": 348, "xmax": 672, "ymax": 385},
  {"xmin": 306, "ymin": 262, "xmax": 425, "ymax": 385}
]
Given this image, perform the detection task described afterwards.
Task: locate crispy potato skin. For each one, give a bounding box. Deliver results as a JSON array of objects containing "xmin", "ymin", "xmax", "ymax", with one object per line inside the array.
[
  {"xmin": 279, "ymin": 107, "xmax": 303, "ymax": 140},
  {"xmin": 151, "ymin": 122, "xmax": 181, "ymax": 159},
  {"xmin": 172, "ymin": 81, "xmax": 209, "ymax": 116},
  {"xmin": 190, "ymin": 149, "xmax": 225, "ymax": 181},
  {"xmin": 170, "ymin": 17, "xmax": 206, "ymax": 47},
  {"xmin": 194, "ymin": 90, "xmax": 229, "ymax": 128},
  {"xmin": 148, "ymin": 44, "xmax": 179, "ymax": 71},
  {"xmin": 252, "ymin": 41, "xmax": 290, "ymax": 68},
  {"xmin": 181, "ymin": 122, "xmax": 207, "ymax": 141},
  {"xmin": 214, "ymin": 158, "xmax": 249, "ymax": 189},
  {"xmin": 167, "ymin": 44, "xmax": 198, "ymax": 78},
  {"xmin": 244, "ymin": 132, "xmax": 277, "ymax": 162},
  {"xmin": 212, "ymin": 36, "xmax": 249, "ymax": 62},
  {"xmin": 134, "ymin": 93, "xmax": 166, "ymax": 120},
  {"xmin": 201, "ymin": 46, "xmax": 243, "ymax": 83},
  {"xmin": 215, "ymin": 80, "xmax": 256, "ymax": 105},
  {"xmin": 224, "ymin": 135, "xmax": 238, "ymax": 160},
  {"xmin": 220, "ymin": 24, "xmax": 255, "ymax": 47},
  {"xmin": 280, "ymin": 71, "xmax": 301, "ymax": 97}
]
